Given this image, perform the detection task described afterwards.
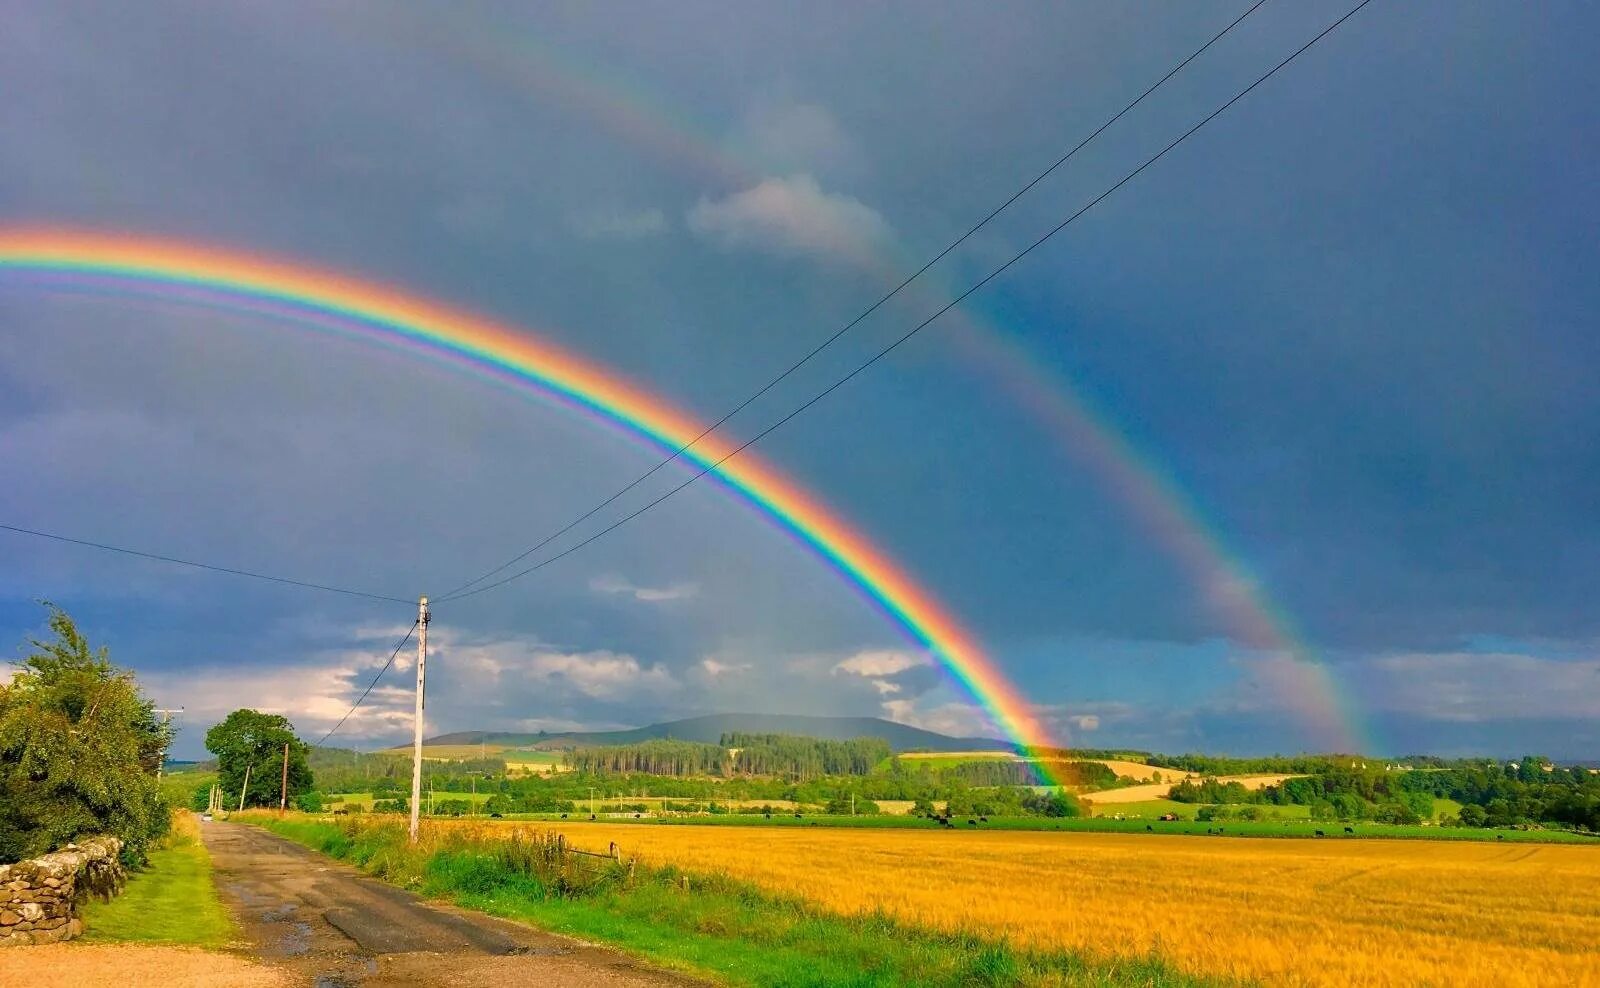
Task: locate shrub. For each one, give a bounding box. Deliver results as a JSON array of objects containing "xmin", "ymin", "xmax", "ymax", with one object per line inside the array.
[{"xmin": 0, "ymin": 605, "xmax": 172, "ymax": 863}]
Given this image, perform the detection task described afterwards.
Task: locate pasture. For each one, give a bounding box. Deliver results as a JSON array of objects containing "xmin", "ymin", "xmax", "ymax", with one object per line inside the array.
[
  {"xmin": 540, "ymin": 821, "xmax": 1600, "ymax": 987},
  {"xmin": 1084, "ymin": 774, "xmax": 1298, "ymax": 805},
  {"xmin": 326, "ymin": 791, "xmax": 495, "ymax": 811},
  {"xmin": 1090, "ymin": 798, "xmax": 1312, "ymax": 821}
]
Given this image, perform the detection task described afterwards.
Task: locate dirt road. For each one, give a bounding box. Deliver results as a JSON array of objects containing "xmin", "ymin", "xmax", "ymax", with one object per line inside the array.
[{"xmin": 202, "ymin": 821, "xmax": 702, "ymax": 987}]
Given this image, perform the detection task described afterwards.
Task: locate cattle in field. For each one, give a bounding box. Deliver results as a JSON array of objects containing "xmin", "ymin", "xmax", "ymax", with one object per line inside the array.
[{"xmin": 1315, "ymin": 830, "xmax": 1325, "ymax": 837}]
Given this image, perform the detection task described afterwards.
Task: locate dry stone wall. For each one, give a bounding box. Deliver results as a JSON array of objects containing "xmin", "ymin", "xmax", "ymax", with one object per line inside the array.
[{"xmin": 0, "ymin": 836, "xmax": 124, "ymax": 946}]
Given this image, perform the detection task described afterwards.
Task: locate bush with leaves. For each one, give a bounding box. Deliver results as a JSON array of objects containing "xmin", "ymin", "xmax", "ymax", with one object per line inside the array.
[{"xmin": 0, "ymin": 605, "xmax": 172, "ymax": 863}]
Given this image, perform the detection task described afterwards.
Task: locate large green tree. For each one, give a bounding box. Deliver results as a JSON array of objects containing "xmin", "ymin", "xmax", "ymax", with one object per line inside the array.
[
  {"xmin": 0, "ymin": 605, "xmax": 172, "ymax": 863},
  {"xmin": 205, "ymin": 709, "xmax": 313, "ymax": 808}
]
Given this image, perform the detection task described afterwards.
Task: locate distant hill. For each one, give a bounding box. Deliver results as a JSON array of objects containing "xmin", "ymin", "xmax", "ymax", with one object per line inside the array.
[{"xmin": 420, "ymin": 713, "xmax": 1012, "ymax": 753}]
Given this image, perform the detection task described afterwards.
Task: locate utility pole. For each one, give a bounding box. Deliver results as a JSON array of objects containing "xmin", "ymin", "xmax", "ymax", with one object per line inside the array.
[
  {"xmin": 409, "ymin": 596, "xmax": 430, "ymax": 844},
  {"xmin": 153, "ymin": 707, "xmax": 183, "ymax": 780},
  {"xmin": 238, "ymin": 763, "xmax": 252, "ymax": 812},
  {"xmin": 279, "ymin": 742, "xmax": 290, "ymax": 813}
]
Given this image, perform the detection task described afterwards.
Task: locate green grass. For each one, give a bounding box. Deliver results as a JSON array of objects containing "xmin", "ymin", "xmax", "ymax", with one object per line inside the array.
[
  {"xmin": 327, "ymin": 790, "xmax": 497, "ymax": 810},
  {"xmin": 256, "ymin": 816, "xmax": 1225, "ymax": 987},
  {"xmin": 80, "ymin": 835, "xmax": 235, "ymax": 947},
  {"xmin": 157, "ymin": 768, "xmax": 217, "ymax": 811}
]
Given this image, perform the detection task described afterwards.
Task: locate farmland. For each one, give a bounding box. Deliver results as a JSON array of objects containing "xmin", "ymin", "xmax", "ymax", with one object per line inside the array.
[
  {"xmin": 537, "ymin": 821, "xmax": 1600, "ymax": 987},
  {"xmin": 1084, "ymin": 774, "xmax": 1297, "ymax": 805}
]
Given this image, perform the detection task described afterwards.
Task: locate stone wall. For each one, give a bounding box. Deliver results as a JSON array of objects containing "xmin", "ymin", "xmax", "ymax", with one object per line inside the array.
[{"xmin": 0, "ymin": 836, "xmax": 125, "ymax": 947}]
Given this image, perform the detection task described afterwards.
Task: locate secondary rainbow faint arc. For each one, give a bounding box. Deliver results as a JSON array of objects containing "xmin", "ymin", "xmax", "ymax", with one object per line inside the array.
[
  {"xmin": 412, "ymin": 13, "xmax": 1373, "ymax": 754},
  {"xmin": 0, "ymin": 228, "xmax": 1054, "ymax": 757}
]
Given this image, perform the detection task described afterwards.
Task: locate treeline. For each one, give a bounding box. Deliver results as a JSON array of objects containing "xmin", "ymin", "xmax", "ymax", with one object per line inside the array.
[
  {"xmin": 563, "ymin": 735, "xmax": 892, "ymax": 779},
  {"xmin": 1167, "ymin": 758, "xmax": 1600, "ymax": 830},
  {"xmin": 723, "ymin": 734, "xmax": 891, "ymax": 777},
  {"xmin": 1147, "ymin": 753, "xmax": 1351, "ymax": 776},
  {"xmin": 310, "ymin": 747, "xmax": 505, "ymax": 794},
  {"xmin": 566, "ymin": 740, "xmax": 728, "ymax": 776},
  {"xmin": 1168, "ymin": 772, "xmax": 1435, "ymax": 825},
  {"xmin": 941, "ymin": 759, "xmax": 1117, "ymax": 788},
  {"xmin": 1398, "ymin": 759, "xmax": 1600, "ymax": 831}
]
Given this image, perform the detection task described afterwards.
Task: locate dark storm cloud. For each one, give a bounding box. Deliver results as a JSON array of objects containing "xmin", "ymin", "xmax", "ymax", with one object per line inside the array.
[{"xmin": 2, "ymin": 1, "xmax": 1597, "ymax": 755}]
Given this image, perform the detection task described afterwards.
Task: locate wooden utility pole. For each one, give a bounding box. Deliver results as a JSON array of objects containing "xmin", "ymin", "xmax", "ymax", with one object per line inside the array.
[
  {"xmin": 409, "ymin": 596, "xmax": 430, "ymax": 844},
  {"xmin": 279, "ymin": 742, "xmax": 291, "ymax": 812},
  {"xmin": 153, "ymin": 708, "xmax": 183, "ymax": 780},
  {"xmin": 238, "ymin": 763, "xmax": 252, "ymax": 812}
]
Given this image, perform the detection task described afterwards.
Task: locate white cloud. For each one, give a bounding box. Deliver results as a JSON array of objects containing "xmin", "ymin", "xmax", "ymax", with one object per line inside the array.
[
  {"xmin": 524, "ymin": 651, "xmax": 678, "ymax": 700},
  {"xmin": 568, "ymin": 205, "xmax": 668, "ymax": 240},
  {"xmin": 1068, "ymin": 714, "xmax": 1100, "ymax": 732},
  {"xmin": 590, "ymin": 574, "xmax": 698, "ymax": 603},
  {"xmin": 699, "ymin": 657, "xmax": 753, "ymax": 678},
  {"xmin": 1220, "ymin": 647, "xmax": 1600, "ymax": 736},
  {"xmin": 687, "ymin": 174, "xmax": 891, "ymax": 261},
  {"xmin": 833, "ymin": 649, "xmax": 924, "ymax": 678},
  {"xmin": 1358, "ymin": 650, "xmax": 1600, "ymax": 722},
  {"xmin": 141, "ymin": 657, "xmax": 415, "ymax": 745},
  {"xmin": 880, "ymin": 700, "xmax": 996, "ymax": 739}
]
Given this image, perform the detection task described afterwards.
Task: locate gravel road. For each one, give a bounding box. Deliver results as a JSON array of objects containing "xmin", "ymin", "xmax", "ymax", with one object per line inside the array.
[{"xmin": 202, "ymin": 821, "xmax": 704, "ymax": 987}]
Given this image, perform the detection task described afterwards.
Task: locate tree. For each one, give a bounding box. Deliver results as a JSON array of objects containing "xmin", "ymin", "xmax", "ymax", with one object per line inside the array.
[
  {"xmin": 205, "ymin": 709, "xmax": 313, "ymax": 809},
  {"xmin": 0, "ymin": 605, "xmax": 172, "ymax": 862},
  {"xmin": 1457, "ymin": 803, "xmax": 1488, "ymax": 827}
]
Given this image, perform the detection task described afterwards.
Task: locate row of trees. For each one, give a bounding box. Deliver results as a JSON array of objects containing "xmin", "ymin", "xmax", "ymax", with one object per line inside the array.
[
  {"xmin": 1166, "ymin": 760, "xmax": 1600, "ymax": 830},
  {"xmin": 722, "ymin": 734, "xmax": 891, "ymax": 777},
  {"xmin": 563, "ymin": 734, "xmax": 894, "ymax": 779},
  {"xmin": 941, "ymin": 759, "xmax": 1118, "ymax": 789}
]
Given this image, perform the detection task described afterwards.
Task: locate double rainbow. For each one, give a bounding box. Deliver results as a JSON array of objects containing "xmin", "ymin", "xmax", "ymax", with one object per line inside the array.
[{"xmin": 0, "ymin": 229, "xmax": 1052, "ymax": 756}]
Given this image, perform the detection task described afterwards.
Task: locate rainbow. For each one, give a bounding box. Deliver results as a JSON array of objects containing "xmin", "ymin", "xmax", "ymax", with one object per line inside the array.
[
  {"xmin": 0, "ymin": 228, "xmax": 1055, "ymax": 758},
  {"xmin": 398, "ymin": 15, "xmax": 1374, "ymax": 753}
]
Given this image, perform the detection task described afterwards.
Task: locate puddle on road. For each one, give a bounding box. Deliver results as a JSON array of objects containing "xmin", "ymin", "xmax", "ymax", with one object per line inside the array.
[
  {"xmin": 312, "ymin": 958, "xmax": 377, "ymax": 988},
  {"xmin": 279, "ymin": 921, "xmax": 313, "ymax": 957}
]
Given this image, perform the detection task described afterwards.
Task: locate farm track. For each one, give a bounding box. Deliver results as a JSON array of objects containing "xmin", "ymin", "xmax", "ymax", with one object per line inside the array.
[{"xmin": 202, "ymin": 821, "xmax": 702, "ymax": 987}]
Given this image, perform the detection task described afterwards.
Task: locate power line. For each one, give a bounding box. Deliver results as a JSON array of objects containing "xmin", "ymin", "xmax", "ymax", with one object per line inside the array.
[
  {"xmin": 314, "ymin": 620, "xmax": 420, "ymax": 747},
  {"xmin": 436, "ymin": 0, "xmax": 1272, "ymax": 600},
  {"xmin": 0, "ymin": 522, "xmax": 413, "ymax": 604},
  {"xmin": 440, "ymin": 0, "xmax": 1374, "ymax": 604}
]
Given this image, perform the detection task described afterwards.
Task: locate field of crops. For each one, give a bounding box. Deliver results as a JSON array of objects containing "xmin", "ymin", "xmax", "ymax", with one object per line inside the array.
[{"xmin": 541, "ymin": 822, "xmax": 1600, "ymax": 987}]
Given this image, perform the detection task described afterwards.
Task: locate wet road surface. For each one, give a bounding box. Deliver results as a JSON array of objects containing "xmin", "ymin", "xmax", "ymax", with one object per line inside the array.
[{"xmin": 202, "ymin": 821, "xmax": 703, "ymax": 987}]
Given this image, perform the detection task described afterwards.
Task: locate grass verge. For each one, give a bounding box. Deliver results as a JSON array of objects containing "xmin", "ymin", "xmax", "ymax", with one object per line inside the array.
[
  {"xmin": 252, "ymin": 814, "xmax": 1229, "ymax": 987},
  {"xmin": 80, "ymin": 813, "xmax": 235, "ymax": 947}
]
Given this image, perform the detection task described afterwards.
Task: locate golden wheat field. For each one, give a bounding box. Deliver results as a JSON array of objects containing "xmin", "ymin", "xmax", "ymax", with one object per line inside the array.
[{"xmin": 543, "ymin": 823, "xmax": 1600, "ymax": 987}]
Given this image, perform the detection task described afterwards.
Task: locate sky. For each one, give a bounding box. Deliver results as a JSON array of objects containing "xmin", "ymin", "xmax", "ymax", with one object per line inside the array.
[{"xmin": 2, "ymin": 2, "xmax": 1596, "ymax": 760}]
